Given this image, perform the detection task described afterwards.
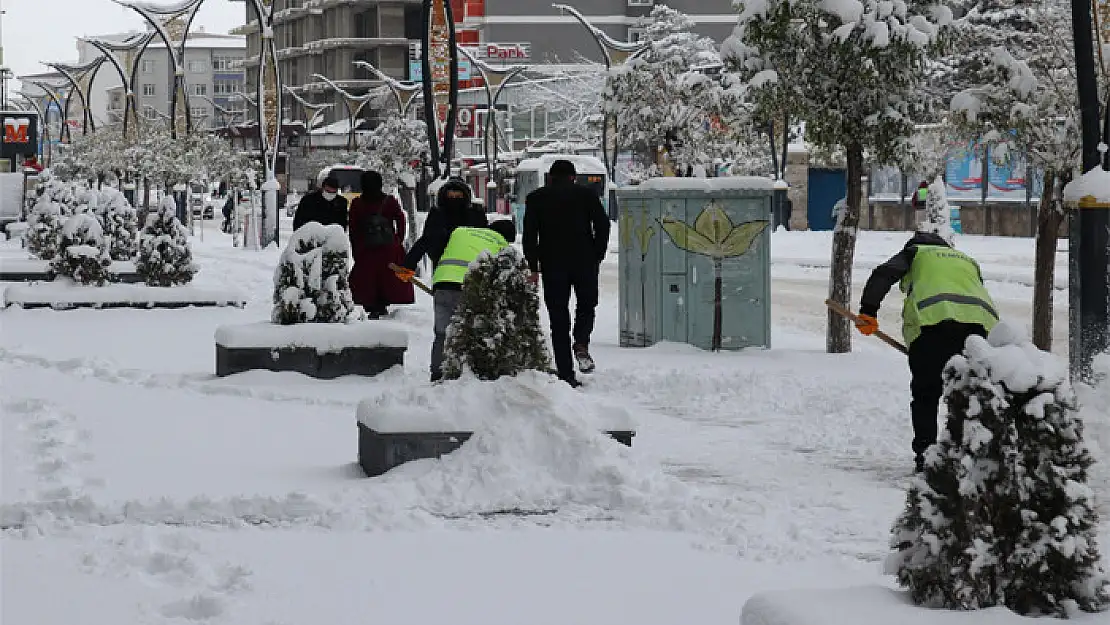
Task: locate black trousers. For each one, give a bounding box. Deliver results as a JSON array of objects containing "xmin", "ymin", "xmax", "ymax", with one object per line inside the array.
[
  {"xmin": 542, "ymin": 265, "xmax": 600, "ymax": 378},
  {"xmin": 907, "ymin": 321, "xmax": 988, "ymax": 456}
]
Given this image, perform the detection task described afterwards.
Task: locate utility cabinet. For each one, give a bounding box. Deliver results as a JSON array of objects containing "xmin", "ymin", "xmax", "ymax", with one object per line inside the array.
[{"xmin": 616, "ymin": 177, "xmax": 774, "ymax": 351}]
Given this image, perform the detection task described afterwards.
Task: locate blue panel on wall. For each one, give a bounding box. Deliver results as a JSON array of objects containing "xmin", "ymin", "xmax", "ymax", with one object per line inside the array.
[{"xmin": 807, "ymin": 168, "xmax": 846, "ymax": 231}]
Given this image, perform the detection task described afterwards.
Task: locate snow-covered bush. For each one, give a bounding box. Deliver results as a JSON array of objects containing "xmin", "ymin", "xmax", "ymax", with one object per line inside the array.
[
  {"xmin": 920, "ymin": 176, "xmax": 955, "ymax": 244},
  {"xmin": 136, "ymin": 197, "xmax": 196, "ymax": 286},
  {"xmin": 38, "ymin": 175, "xmax": 79, "ymax": 216},
  {"xmin": 25, "ymin": 196, "xmax": 64, "ymax": 260},
  {"xmin": 271, "ymin": 223, "xmax": 355, "ymax": 324},
  {"xmin": 887, "ymin": 322, "xmax": 1109, "ymax": 616},
  {"xmin": 50, "ymin": 213, "xmax": 113, "ymax": 286},
  {"xmin": 100, "ymin": 189, "xmax": 138, "ymax": 261},
  {"xmin": 442, "ymin": 247, "xmax": 551, "ymax": 381}
]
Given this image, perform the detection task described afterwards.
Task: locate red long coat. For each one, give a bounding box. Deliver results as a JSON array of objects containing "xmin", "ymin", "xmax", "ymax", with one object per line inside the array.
[{"xmin": 348, "ymin": 194, "xmax": 415, "ymax": 308}]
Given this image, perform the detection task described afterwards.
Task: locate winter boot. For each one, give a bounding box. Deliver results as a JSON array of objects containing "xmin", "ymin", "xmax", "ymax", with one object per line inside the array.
[
  {"xmin": 573, "ymin": 343, "xmax": 595, "ymax": 374},
  {"xmin": 558, "ymin": 371, "xmax": 581, "ymax": 388}
]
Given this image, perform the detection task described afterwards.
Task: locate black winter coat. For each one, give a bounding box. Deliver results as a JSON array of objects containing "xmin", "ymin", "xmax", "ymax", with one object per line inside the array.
[
  {"xmin": 523, "ymin": 180, "xmax": 610, "ymax": 273},
  {"xmin": 293, "ymin": 191, "xmax": 349, "ymax": 232},
  {"xmin": 403, "ymin": 203, "xmax": 488, "ymax": 269}
]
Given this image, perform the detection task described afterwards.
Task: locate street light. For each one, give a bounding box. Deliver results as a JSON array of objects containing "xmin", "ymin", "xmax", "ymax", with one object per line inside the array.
[
  {"xmin": 84, "ymin": 32, "xmax": 155, "ymax": 139},
  {"xmin": 310, "ymin": 73, "xmax": 383, "ymax": 151},
  {"xmin": 43, "ymin": 58, "xmax": 106, "ymax": 135},
  {"xmin": 283, "ymin": 85, "xmax": 333, "ymax": 154}
]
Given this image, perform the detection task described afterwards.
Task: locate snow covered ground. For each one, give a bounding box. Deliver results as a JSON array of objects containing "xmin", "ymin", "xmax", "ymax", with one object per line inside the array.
[{"xmin": 1, "ymin": 222, "xmax": 1106, "ymax": 625}]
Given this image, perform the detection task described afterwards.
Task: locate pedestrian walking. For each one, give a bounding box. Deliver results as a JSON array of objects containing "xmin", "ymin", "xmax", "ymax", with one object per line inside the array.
[
  {"xmin": 394, "ymin": 220, "xmax": 517, "ymax": 382},
  {"xmin": 349, "ymin": 170, "xmax": 413, "ymax": 318},
  {"xmin": 293, "ymin": 174, "xmax": 349, "ymax": 232},
  {"xmin": 856, "ymin": 231, "xmax": 1000, "ymax": 473},
  {"xmin": 523, "ymin": 159, "xmax": 610, "ymax": 387}
]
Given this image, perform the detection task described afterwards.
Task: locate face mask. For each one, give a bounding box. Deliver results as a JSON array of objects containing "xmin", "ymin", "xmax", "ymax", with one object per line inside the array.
[
  {"xmin": 322, "ymin": 191, "xmax": 337, "ymax": 201},
  {"xmin": 442, "ymin": 195, "xmax": 467, "ymax": 210}
]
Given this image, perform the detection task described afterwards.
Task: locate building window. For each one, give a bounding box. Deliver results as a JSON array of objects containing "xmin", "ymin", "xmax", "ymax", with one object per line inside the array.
[
  {"xmin": 142, "ymin": 59, "xmax": 155, "ymax": 73},
  {"xmin": 627, "ymin": 27, "xmax": 647, "ymax": 43},
  {"xmin": 142, "ymin": 105, "xmax": 159, "ymax": 120},
  {"xmin": 213, "ymin": 81, "xmax": 241, "ymax": 96},
  {"xmin": 213, "ymin": 56, "xmax": 237, "ymax": 71},
  {"xmin": 192, "ymin": 83, "xmax": 208, "ymax": 96},
  {"xmin": 187, "ymin": 60, "xmax": 208, "ymax": 73},
  {"xmin": 142, "ymin": 83, "xmax": 156, "ymax": 97},
  {"xmin": 627, "ymin": 0, "xmax": 654, "ymax": 5},
  {"xmin": 190, "ymin": 107, "xmax": 209, "ymax": 119}
]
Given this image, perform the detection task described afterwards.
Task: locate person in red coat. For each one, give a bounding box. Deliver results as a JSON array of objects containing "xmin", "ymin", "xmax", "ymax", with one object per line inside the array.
[{"xmin": 348, "ymin": 170, "xmax": 414, "ymax": 318}]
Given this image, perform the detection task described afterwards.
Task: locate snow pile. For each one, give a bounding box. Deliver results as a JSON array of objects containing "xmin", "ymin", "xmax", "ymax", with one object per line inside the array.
[
  {"xmin": 888, "ymin": 321, "xmax": 1109, "ymax": 616},
  {"xmin": 1077, "ymin": 353, "xmax": 1110, "ymax": 514},
  {"xmin": 271, "ymin": 222, "xmax": 356, "ymax": 324},
  {"xmin": 99, "ymin": 188, "xmax": 138, "ymax": 261},
  {"xmin": 49, "ymin": 213, "xmax": 113, "ymax": 286},
  {"xmin": 37, "ymin": 174, "xmax": 79, "ymax": 216},
  {"xmin": 25, "ymin": 194, "xmax": 65, "ymax": 260},
  {"xmin": 442, "ymin": 247, "xmax": 551, "ymax": 380},
  {"xmin": 215, "ymin": 321, "xmax": 407, "ymax": 351},
  {"xmin": 920, "ymin": 175, "xmax": 955, "ymax": 244},
  {"xmin": 136, "ymin": 198, "xmax": 196, "ymax": 287},
  {"xmin": 1064, "ymin": 166, "xmax": 1110, "ymax": 206}
]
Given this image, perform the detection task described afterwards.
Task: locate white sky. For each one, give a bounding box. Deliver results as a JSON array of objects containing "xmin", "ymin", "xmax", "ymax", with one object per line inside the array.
[{"xmin": 3, "ymin": 0, "xmax": 245, "ymax": 85}]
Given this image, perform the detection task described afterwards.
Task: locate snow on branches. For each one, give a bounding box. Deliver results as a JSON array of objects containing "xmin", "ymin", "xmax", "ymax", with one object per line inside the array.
[
  {"xmin": 99, "ymin": 188, "xmax": 139, "ymax": 261},
  {"xmin": 25, "ymin": 194, "xmax": 65, "ymax": 261},
  {"xmin": 921, "ymin": 176, "xmax": 955, "ymax": 244},
  {"xmin": 272, "ymin": 223, "xmax": 356, "ymax": 324},
  {"xmin": 356, "ymin": 115, "xmax": 427, "ymax": 192},
  {"xmin": 888, "ymin": 322, "xmax": 1109, "ymax": 617},
  {"xmin": 50, "ymin": 213, "xmax": 113, "ymax": 286},
  {"xmin": 442, "ymin": 247, "xmax": 551, "ymax": 381},
  {"xmin": 136, "ymin": 196, "xmax": 196, "ymax": 286}
]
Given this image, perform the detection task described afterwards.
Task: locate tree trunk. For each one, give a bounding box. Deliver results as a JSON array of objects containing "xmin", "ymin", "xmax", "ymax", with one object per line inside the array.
[
  {"xmin": 713, "ymin": 259, "xmax": 724, "ymax": 351},
  {"xmin": 1032, "ymin": 170, "xmax": 1065, "ymax": 352},
  {"xmin": 827, "ymin": 142, "xmax": 864, "ymax": 353}
]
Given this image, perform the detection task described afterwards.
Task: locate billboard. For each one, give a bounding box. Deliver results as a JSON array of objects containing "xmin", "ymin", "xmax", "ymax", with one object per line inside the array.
[
  {"xmin": 944, "ymin": 139, "xmax": 1034, "ymax": 200},
  {"xmin": 0, "ymin": 112, "xmax": 40, "ymax": 159},
  {"xmin": 408, "ymin": 58, "xmax": 471, "ymax": 81}
]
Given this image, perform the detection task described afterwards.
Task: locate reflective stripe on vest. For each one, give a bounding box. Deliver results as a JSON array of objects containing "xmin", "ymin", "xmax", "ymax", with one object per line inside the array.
[
  {"xmin": 899, "ymin": 245, "xmax": 999, "ymax": 346},
  {"xmin": 432, "ymin": 227, "xmax": 509, "ymax": 286}
]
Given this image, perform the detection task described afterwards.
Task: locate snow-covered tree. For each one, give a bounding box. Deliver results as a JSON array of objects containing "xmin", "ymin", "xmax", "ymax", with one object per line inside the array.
[
  {"xmin": 50, "ymin": 213, "xmax": 113, "ymax": 286},
  {"xmin": 921, "ymin": 175, "xmax": 955, "ymax": 243},
  {"xmin": 442, "ymin": 247, "xmax": 551, "ymax": 381},
  {"xmin": 25, "ymin": 195, "xmax": 64, "ymax": 260},
  {"xmin": 136, "ymin": 196, "xmax": 196, "ymax": 286},
  {"xmin": 603, "ymin": 5, "xmax": 725, "ymax": 174},
  {"xmin": 946, "ymin": 0, "xmax": 1076, "ymax": 351},
  {"xmin": 728, "ymin": 0, "xmax": 950, "ymax": 353},
  {"xmin": 356, "ymin": 115, "xmax": 427, "ymax": 192},
  {"xmin": 272, "ymin": 223, "xmax": 356, "ymax": 324},
  {"xmin": 100, "ymin": 188, "xmax": 139, "ymax": 261},
  {"xmin": 889, "ymin": 323, "xmax": 1109, "ymax": 616},
  {"xmin": 512, "ymin": 61, "xmax": 606, "ymax": 149}
]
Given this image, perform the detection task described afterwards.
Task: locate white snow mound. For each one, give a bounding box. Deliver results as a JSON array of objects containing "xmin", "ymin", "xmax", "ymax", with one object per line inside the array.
[{"xmin": 956, "ymin": 321, "xmax": 1067, "ymax": 394}]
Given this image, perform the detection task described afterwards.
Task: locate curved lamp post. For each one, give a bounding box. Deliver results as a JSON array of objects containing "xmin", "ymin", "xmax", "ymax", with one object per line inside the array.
[
  {"xmin": 283, "ymin": 86, "xmax": 333, "ymax": 154},
  {"xmin": 195, "ymin": 93, "xmax": 243, "ymax": 131},
  {"xmin": 113, "ymin": 0, "xmax": 206, "ymax": 139},
  {"xmin": 84, "ymin": 31, "xmax": 156, "ymax": 139},
  {"xmin": 352, "ymin": 60, "xmax": 421, "ymax": 117},
  {"xmin": 23, "ymin": 80, "xmax": 68, "ymax": 145},
  {"xmin": 310, "ymin": 73, "xmax": 383, "ymax": 151},
  {"xmin": 15, "ymin": 92, "xmax": 51, "ymax": 165},
  {"xmin": 43, "ymin": 58, "xmax": 106, "ymax": 136},
  {"xmin": 455, "ymin": 45, "xmax": 526, "ymax": 208},
  {"xmin": 551, "ymin": 3, "xmax": 646, "ymax": 178}
]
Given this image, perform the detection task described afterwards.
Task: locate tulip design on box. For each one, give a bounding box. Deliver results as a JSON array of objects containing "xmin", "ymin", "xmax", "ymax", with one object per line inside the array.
[{"xmin": 660, "ymin": 202, "xmax": 768, "ymax": 351}]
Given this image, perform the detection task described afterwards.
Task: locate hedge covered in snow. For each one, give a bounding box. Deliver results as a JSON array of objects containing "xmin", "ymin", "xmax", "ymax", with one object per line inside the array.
[
  {"xmin": 135, "ymin": 197, "xmax": 196, "ymax": 286},
  {"xmin": 442, "ymin": 247, "xmax": 551, "ymax": 381},
  {"xmin": 49, "ymin": 213, "xmax": 113, "ymax": 286},
  {"xmin": 25, "ymin": 195, "xmax": 65, "ymax": 260},
  {"xmin": 271, "ymin": 223, "xmax": 355, "ymax": 324},
  {"xmin": 98, "ymin": 187, "xmax": 139, "ymax": 261},
  {"xmin": 887, "ymin": 322, "xmax": 1109, "ymax": 617}
]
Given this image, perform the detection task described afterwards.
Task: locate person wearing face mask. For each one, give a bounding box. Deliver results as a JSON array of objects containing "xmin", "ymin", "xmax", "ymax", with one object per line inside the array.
[
  {"xmin": 348, "ymin": 170, "xmax": 414, "ymax": 318},
  {"xmin": 293, "ymin": 174, "xmax": 349, "ymax": 232},
  {"xmin": 401, "ymin": 178, "xmax": 488, "ymax": 275}
]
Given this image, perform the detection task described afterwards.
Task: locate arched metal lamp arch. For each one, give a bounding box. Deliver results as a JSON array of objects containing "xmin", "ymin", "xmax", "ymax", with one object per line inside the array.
[
  {"xmin": 43, "ymin": 58, "xmax": 105, "ymax": 136},
  {"xmin": 85, "ymin": 32, "xmax": 156, "ymax": 138}
]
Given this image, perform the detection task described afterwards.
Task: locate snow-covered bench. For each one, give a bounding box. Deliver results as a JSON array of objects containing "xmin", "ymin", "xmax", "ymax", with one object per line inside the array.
[
  {"xmin": 0, "ymin": 259, "xmax": 142, "ymax": 283},
  {"xmin": 214, "ymin": 321, "xmax": 407, "ymax": 379},
  {"xmin": 3, "ymin": 281, "xmax": 246, "ymax": 310}
]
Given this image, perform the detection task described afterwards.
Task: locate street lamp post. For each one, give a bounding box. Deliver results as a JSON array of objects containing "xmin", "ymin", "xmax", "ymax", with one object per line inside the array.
[
  {"xmin": 85, "ymin": 32, "xmax": 155, "ymax": 139},
  {"xmin": 43, "ymin": 59, "xmax": 106, "ymax": 135},
  {"xmin": 310, "ymin": 73, "xmax": 381, "ymax": 151},
  {"xmin": 283, "ymin": 86, "xmax": 333, "ymax": 155}
]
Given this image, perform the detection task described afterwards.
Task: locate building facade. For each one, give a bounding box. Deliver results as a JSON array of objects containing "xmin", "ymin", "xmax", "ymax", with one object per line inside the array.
[{"xmin": 76, "ymin": 29, "xmax": 247, "ymax": 131}]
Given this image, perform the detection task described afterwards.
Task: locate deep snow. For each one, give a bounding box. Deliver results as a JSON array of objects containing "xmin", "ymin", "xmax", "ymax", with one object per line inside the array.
[{"xmin": 1, "ymin": 221, "xmax": 1106, "ymax": 625}]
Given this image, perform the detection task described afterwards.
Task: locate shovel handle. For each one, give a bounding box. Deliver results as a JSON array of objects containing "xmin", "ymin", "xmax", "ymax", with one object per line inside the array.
[
  {"xmin": 389, "ymin": 262, "xmax": 433, "ymax": 296},
  {"xmin": 825, "ymin": 298, "xmax": 908, "ymax": 355}
]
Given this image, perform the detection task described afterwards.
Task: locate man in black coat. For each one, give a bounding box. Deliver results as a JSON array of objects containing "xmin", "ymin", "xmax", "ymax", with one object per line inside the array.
[
  {"xmin": 292, "ymin": 175, "xmax": 349, "ymax": 232},
  {"xmin": 402, "ymin": 178, "xmax": 487, "ymax": 271},
  {"xmin": 523, "ymin": 159, "xmax": 610, "ymax": 387}
]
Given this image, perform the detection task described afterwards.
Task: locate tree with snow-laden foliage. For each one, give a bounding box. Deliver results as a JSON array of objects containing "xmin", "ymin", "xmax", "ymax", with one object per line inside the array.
[
  {"xmin": 136, "ymin": 196, "xmax": 196, "ymax": 287},
  {"xmin": 25, "ymin": 194, "xmax": 65, "ymax": 260},
  {"xmin": 888, "ymin": 322, "xmax": 1109, "ymax": 616},
  {"xmin": 99, "ymin": 188, "xmax": 139, "ymax": 261},
  {"xmin": 921, "ymin": 175, "xmax": 955, "ymax": 243},
  {"xmin": 442, "ymin": 247, "xmax": 551, "ymax": 381},
  {"xmin": 603, "ymin": 5, "xmax": 726, "ymax": 174},
  {"xmin": 356, "ymin": 115, "xmax": 426, "ymax": 192},
  {"xmin": 272, "ymin": 223, "xmax": 356, "ymax": 325},
  {"xmin": 946, "ymin": 0, "xmax": 1076, "ymax": 352},
  {"xmin": 50, "ymin": 213, "xmax": 113, "ymax": 286},
  {"xmin": 728, "ymin": 0, "xmax": 951, "ymax": 353}
]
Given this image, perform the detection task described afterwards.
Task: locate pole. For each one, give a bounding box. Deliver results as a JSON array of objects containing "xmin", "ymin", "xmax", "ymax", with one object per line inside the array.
[
  {"xmin": 1070, "ymin": 0, "xmax": 1109, "ymax": 380},
  {"xmin": 0, "ymin": 0, "xmax": 8, "ymax": 109}
]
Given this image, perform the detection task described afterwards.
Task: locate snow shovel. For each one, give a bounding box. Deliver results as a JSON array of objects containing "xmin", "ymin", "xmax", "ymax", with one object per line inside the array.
[
  {"xmin": 389, "ymin": 263, "xmax": 433, "ymax": 296},
  {"xmin": 825, "ymin": 298, "xmax": 909, "ymax": 355}
]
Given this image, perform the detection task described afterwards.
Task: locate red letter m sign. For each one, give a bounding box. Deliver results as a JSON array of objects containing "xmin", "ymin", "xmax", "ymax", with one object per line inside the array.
[{"xmin": 3, "ymin": 118, "xmax": 30, "ymax": 144}]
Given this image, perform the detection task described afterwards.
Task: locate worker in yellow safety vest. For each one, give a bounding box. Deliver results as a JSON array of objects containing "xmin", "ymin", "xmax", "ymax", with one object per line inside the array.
[
  {"xmin": 855, "ymin": 230, "xmax": 999, "ymax": 473},
  {"xmin": 394, "ymin": 219, "xmax": 517, "ymax": 382}
]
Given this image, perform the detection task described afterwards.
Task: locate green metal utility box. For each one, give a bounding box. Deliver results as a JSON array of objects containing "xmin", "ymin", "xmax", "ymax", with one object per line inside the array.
[{"xmin": 616, "ymin": 177, "xmax": 774, "ymax": 351}]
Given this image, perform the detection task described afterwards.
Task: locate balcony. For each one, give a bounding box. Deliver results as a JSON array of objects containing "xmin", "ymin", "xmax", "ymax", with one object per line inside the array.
[{"xmin": 303, "ymin": 37, "xmax": 409, "ymax": 52}]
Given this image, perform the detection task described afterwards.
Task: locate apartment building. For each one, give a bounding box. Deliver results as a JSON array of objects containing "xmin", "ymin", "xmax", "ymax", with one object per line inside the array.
[{"xmin": 75, "ymin": 29, "xmax": 247, "ymax": 131}]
